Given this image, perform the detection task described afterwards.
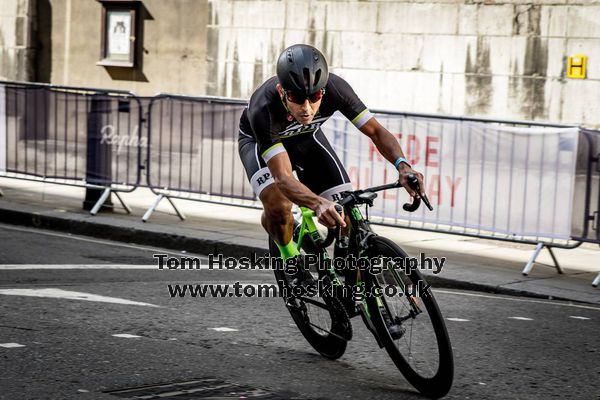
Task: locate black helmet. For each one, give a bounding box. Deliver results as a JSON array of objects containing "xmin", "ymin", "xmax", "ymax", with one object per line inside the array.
[{"xmin": 276, "ymin": 44, "xmax": 329, "ymax": 95}]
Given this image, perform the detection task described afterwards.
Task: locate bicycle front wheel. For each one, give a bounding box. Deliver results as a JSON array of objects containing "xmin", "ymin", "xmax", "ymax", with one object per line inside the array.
[
  {"xmin": 364, "ymin": 236, "xmax": 454, "ymax": 398},
  {"xmin": 268, "ymin": 235, "xmax": 350, "ymax": 360}
]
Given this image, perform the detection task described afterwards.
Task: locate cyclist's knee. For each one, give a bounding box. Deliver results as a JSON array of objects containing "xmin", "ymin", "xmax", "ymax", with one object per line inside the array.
[
  {"xmin": 263, "ymin": 201, "xmax": 292, "ymax": 224},
  {"xmin": 260, "ymin": 187, "xmax": 292, "ymax": 224}
]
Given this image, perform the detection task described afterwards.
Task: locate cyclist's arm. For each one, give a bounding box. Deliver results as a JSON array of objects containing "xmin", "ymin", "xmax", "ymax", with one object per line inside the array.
[
  {"xmin": 359, "ymin": 117, "xmax": 425, "ymax": 198},
  {"xmin": 266, "ymin": 152, "xmax": 346, "ymax": 228}
]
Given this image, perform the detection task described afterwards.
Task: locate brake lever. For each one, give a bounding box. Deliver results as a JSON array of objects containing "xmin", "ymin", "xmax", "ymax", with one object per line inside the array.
[
  {"xmin": 318, "ymin": 204, "xmax": 344, "ymax": 248},
  {"xmin": 334, "ymin": 204, "xmax": 344, "ymax": 215},
  {"xmin": 422, "ymin": 196, "xmax": 433, "ymax": 211},
  {"xmin": 334, "ymin": 203, "xmax": 346, "ymax": 227}
]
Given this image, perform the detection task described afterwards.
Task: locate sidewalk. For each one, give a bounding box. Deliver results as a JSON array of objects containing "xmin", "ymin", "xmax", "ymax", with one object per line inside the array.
[{"xmin": 0, "ymin": 177, "xmax": 598, "ymax": 304}]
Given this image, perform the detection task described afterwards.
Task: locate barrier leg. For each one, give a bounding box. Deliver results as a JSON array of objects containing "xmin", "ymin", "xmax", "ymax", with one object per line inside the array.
[
  {"xmin": 113, "ymin": 191, "xmax": 132, "ymax": 214},
  {"xmin": 90, "ymin": 188, "xmax": 112, "ymax": 216},
  {"xmin": 593, "ymin": 272, "xmax": 600, "ymax": 288},
  {"xmin": 166, "ymin": 196, "xmax": 186, "ymax": 221},
  {"xmin": 142, "ymin": 194, "xmax": 164, "ymax": 222},
  {"xmin": 546, "ymin": 246, "xmax": 563, "ymax": 274},
  {"xmin": 0, "ymin": 188, "xmax": 4, "ymax": 197},
  {"xmin": 522, "ymin": 242, "xmax": 544, "ymax": 276}
]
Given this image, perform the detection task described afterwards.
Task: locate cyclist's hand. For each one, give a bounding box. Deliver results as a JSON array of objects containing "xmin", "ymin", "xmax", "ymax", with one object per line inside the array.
[
  {"xmin": 314, "ymin": 198, "xmax": 346, "ymax": 229},
  {"xmin": 398, "ymin": 164, "xmax": 425, "ymax": 199}
]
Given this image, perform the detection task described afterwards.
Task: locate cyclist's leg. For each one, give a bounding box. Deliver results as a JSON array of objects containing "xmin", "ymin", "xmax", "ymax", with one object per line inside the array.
[
  {"xmin": 240, "ymin": 129, "xmax": 352, "ymax": 252},
  {"xmin": 290, "ymin": 130, "xmax": 355, "ymax": 294},
  {"xmin": 259, "ymin": 184, "xmax": 293, "ymax": 248},
  {"xmin": 295, "ymin": 130, "xmax": 353, "ymax": 243},
  {"xmin": 238, "ymin": 132, "xmax": 296, "ymax": 258}
]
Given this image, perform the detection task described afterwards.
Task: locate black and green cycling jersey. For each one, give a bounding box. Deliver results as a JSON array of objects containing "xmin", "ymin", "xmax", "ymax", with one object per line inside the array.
[
  {"xmin": 239, "ymin": 73, "xmax": 373, "ymax": 162},
  {"xmin": 238, "ymin": 73, "xmax": 373, "ymax": 199}
]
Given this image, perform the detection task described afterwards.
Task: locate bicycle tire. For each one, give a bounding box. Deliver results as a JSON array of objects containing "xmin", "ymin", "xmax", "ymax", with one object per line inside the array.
[
  {"xmin": 268, "ymin": 233, "xmax": 351, "ymax": 360},
  {"xmin": 363, "ymin": 236, "xmax": 454, "ymax": 398}
]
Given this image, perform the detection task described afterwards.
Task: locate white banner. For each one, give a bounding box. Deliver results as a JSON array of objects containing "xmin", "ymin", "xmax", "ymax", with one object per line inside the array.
[
  {"xmin": 0, "ymin": 84, "xmax": 6, "ymax": 173},
  {"xmin": 322, "ymin": 113, "xmax": 579, "ymax": 240}
]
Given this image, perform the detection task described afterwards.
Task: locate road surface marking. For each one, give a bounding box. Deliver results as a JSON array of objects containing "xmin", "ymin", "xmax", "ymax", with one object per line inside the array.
[
  {"xmin": 209, "ymin": 327, "xmax": 238, "ymax": 332},
  {"xmin": 0, "ymin": 263, "xmax": 270, "ymax": 271},
  {"xmin": 0, "ymin": 265, "xmax": 158, "ymax": 270},
  {"xmin": 508, "ymin": 317, "xmax": 533, "ymax": 321},
  {"xmin": 446, "ymin": 318, "xmax": 470, "ymax": 322},
  {"xmin": 0, "ymin": 343, "xmax": 25, "ymax": 348},
  {"xmin": 112, "ymin": 334, "xmax": 142, "ymax": 338},
  {"xmin": 0, "ymin": 223, "xmax": 203, "ymax": 257},
  {"xmin": 569, "ymin": 316, "xmax": 591, "ymax": 320},
  {"xmin": 0, "ymin": 288, "xmax": 160, "ymax": 307},
  {"xmin": 435, "ymin": 289, "xmax": 600, "ymax": 311},
  {"xmin": 0, "ymin": 263, "xmax": 266, "ymax": 271},
  {"xmin": 217, "ymin": 284, "xmax": 600, "ymax": 310}
]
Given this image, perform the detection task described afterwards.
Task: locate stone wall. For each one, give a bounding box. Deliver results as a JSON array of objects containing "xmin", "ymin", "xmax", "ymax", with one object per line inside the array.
[
  {"xmin": 0, "ymin": 0, "xmax": 36, "ymax": 81},
  {"xmin": 207, "ymin": 0, "xmax": 600, "ymax": 127},
  {"xmin": 27, "ymin": 0, "xmax": 210, "ymax": 95},
  {"xmin": 1, "ymin": 0, "xmax": 598, "ymax": 126}
]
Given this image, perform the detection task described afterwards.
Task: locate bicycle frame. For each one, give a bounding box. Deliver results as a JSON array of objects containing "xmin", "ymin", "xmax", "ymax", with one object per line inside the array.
[
  {"xmin": 293, "ymin": 205, "xmax": 382, "ymax": 308},
  {"xmin": 277, "ymin": 187, "xmax": 454, "ymax": 396},
  {"xmin": 294, "ymin": 206, "xmax": 344, "ymax": 288},
  {"xmin": 294, "ymin": 202, "xmax": 418, "ymax": 318}
]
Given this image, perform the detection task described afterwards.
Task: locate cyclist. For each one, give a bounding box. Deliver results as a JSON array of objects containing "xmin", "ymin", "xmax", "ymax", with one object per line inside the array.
[{"xmin": 238, "ymin": 44, "xmax": 425, "ymax": 286}]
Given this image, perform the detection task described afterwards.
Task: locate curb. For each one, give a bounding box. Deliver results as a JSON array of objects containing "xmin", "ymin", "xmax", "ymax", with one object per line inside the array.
[
  {"xmin": 422, "ymin": 275, "xmax": 575, "ymax": 302},
  {"xmin": 0, "ymin": 205, "xmax": 585, "ymax": 303},
  {"xmin": 0, "ymin": 206, "xmax": 267, "ymax": 259}
]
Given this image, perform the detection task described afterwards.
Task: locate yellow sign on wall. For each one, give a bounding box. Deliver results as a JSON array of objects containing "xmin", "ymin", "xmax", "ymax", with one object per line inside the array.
[{"xmin": 567, "ymin": 55, "xmax": 587, "ymax": 79}]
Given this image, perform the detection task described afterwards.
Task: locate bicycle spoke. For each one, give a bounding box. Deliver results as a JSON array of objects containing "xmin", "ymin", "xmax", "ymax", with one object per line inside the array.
[
  {"xmin": 300, "ymin": 296, "xmax": 330, "ymax": 310},
  {"xmin": 376, "ymin": 257, "xmax": 442, "ymax": 379}
]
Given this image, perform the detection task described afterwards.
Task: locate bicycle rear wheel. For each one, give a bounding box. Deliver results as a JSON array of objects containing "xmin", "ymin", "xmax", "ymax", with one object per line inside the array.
[
  {"xmin": 268, "ymin": 234, "xmax": 351, "ymax": 360},
  {"xmin": 364, "ymin": 236, "xmax": 453, "ymax": 398}
]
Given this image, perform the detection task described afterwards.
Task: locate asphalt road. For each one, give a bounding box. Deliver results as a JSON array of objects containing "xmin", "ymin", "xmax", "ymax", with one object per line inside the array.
[{"xmin": 0, "ymin": 224, "xmax": 598, "ymax": 400}]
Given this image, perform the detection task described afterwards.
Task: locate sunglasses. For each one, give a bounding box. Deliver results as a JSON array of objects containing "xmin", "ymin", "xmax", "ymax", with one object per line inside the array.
[{"xmin": 284, "ymin": 88, "xmax": 325, "ymax": 104}]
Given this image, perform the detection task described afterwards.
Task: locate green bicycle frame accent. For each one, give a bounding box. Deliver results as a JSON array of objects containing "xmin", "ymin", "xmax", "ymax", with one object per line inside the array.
[
  {"xmin": 295, "ymin": 207, "xmax": 342, "ymax": 286},
  {"xmin": 295, "ymin": 206, "xmax": 371, "ymax": 301},
  {"xmin": 351, "ymin": 207, "xmax": 363, "ymax": 221},
  {"xmin": 296, "ymin": 207, "xmax": 320, "ymax": 251},
  {"xmin": 296, "ymin": 205, "xmax": 363, "ymax": 250},
  {"xmin": 294, "ymin": 205, "xmax": 416, "ymax": 315},
  {"xmin": 292, "ymin": 204, "xmax": 414, "ymax": 319}
]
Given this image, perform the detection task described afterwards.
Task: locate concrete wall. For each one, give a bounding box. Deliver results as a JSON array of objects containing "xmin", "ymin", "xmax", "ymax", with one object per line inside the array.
[
  {"xmin": 207, "ymin": 0, "xmax": 600, "ymax": 127},
  {"xmin": 0, "ymin": 0, "xmax": 36, "ymax": 81},
  {"xmin": 45, "ymin": 0, "xmax": 209, "ymax": 95}
]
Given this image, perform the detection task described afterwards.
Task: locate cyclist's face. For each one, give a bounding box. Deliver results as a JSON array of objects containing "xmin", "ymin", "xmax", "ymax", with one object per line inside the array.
[{"xmin": 277, "ymin": 84, "xmax": 322, "ymax": 125}]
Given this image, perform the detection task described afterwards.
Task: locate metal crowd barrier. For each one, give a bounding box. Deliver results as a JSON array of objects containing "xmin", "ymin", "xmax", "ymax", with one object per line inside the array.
[
  {"xmin": 577, "ymin": 129, "xmax": 600, "ymax": 286},
  {"xmin": 325, "ymin": 110, "xmax": 599, "ymax": 275},
  {"xmin": 1, "ymin": 82, "xmax": 598, "ymax": 285},
  {"xmin": 0, "ymin": 81, "xmax": 144, "ymax": 214},
  {"xmin": 140, "ymin": 93, "xmax": 599, "ymax": 283},
  {"xmin": 142, "ymin": 94, "xmax": 253, "ymax": 221}
]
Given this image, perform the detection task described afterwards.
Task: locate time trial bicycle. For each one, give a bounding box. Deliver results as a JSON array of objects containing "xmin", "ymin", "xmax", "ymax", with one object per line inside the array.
[{"xmin": 268, "ymin": 175, "xmax": 454, "ymax": 398}]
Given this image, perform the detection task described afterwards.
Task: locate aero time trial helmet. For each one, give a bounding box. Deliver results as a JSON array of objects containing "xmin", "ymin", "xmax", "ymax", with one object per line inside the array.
[{"xmin": 276, "ymin": 44, "xmax": 329, "ymax": 98}]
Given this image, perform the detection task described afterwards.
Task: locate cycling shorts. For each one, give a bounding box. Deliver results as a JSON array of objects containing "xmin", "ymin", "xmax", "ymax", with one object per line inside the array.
[{"xmin": 238, "ymin": 129, "xmax": 352, "ymax": 201}]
